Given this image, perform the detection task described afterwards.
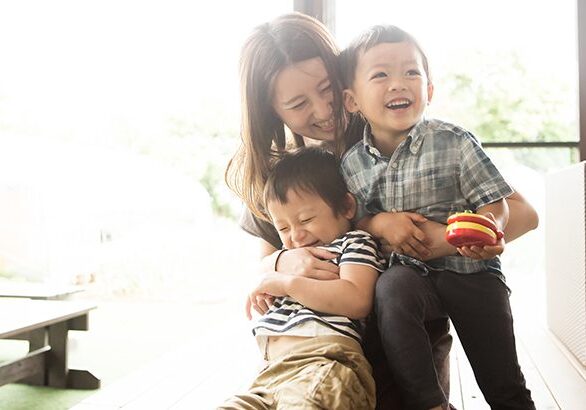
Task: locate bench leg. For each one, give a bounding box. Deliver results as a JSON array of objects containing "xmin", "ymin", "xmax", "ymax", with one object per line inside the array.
[
  {"xmin": 67, "ymin": 369, "xmax": 101, "ymax": 389},
  {"xmin": 47, "ymin": 321, "xmax": 68, "ymax": 388},
  {"xmin": 45, "ymin": 318, "xmax": 101, "ymax": 389},
  {"xmin": 22, "ymin": 328, "xmax": 47, "ymax": 385}
]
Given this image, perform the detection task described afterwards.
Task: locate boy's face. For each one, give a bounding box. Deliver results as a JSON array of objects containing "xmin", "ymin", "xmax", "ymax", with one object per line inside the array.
[
  {"xmin": 267, "ymin": 189, "xmax": 354, "ymax": 250},
  {"xmin": 344, "ymin": 41, "xmax": 433, "ymax": 142}
]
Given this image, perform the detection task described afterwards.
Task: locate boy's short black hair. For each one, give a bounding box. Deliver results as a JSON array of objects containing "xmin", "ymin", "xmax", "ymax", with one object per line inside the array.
[
  {"xmin": 340, "ymin": 25, "xmax": 430, "ymax": 89},
  {"xmin": 264, "ymin": 147, "xmax": 349, "ymax": 216}
]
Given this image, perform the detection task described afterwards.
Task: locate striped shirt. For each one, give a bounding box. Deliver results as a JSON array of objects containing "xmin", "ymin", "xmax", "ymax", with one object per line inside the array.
[
  {"xmin": 253, "ymin": 230, "xmax": 386, "ymax": 344},
  {"xmin": 340, "ymin": 118, "xmax": 514, "ymax": 276}
]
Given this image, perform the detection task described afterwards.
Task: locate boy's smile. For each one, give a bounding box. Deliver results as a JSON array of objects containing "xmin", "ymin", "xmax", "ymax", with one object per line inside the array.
[
  {"xmin": 344, "ymin": 41, "xmax": 434, "ymax": 154},
  {"xmin": 267, "ymin": 189, "xmax": 354, "ymax": 250}
]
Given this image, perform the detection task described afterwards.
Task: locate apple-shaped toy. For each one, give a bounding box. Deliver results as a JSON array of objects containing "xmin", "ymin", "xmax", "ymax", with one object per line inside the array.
[{"xmin": 445, "ymin": 211, "xmax": 504, "ymax": 247}]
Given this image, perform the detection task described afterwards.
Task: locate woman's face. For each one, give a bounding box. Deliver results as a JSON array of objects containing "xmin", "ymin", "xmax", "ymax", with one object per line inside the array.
[{"xmin": 272, "ymin": 57, "xmax": 335, "ymax": 142}]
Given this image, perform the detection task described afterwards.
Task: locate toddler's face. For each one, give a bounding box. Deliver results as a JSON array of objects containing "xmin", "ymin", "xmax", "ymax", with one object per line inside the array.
[
  {"xmin": 344, "ymin": 41, "xmax": 433, "ymax": 143},
  {"xmin": 271, "ymin": 57, "xmax": 336, "ymax": 143},
  {"xmin": 268, "ymin": 189, "xmax": 352, "ymax": 250}
]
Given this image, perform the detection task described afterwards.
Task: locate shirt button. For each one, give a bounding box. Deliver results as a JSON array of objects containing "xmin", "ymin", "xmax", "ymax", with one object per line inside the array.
[
  {"xmin": 391, "ymin": 162, "xmax": 398, "ymax": 169},
  {"xmin": 391, "ymin": 208, "xmax": 397, "ymax": 213}
]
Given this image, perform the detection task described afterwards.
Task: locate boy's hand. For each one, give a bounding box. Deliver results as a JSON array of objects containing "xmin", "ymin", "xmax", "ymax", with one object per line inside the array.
[
  {"xmin": 245, "ymin": 293, "xmax": 274, "ymax": 319},
  {"xmin": 245, "ymin": 273, "xmax": 291, "ymax": 320},
  {"xmin": 375, "ymin": 212, "xmax": 430, "ymax": 259},
  {"xmin": 276, "ymin": 247, "xmax": 339, "ymax": 280},
  {"xmin": 456, "ymin": 212, "xmax": 505, "ymax": 260}
]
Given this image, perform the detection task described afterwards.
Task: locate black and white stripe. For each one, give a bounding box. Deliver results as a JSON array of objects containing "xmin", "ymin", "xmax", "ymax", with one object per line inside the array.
[{"xmin": 253, "ymin": 230, "xmax": 386, "ymax": 343}]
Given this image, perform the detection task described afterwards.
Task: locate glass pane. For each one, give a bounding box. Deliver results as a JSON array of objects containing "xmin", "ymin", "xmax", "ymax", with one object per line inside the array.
[{"xmin": 0, "ymin": 1, "xmax": 292, "ymax": 292}]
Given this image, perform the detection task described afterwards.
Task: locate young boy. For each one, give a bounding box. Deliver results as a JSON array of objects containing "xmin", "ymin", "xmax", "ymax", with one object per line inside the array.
[
  {"xmin": 220, "ymin": 147, "xmax": 386, "ymax": 410},
  {"xmin": 339, "ymin": 26, "xmax": 535, "ymax": 410}
]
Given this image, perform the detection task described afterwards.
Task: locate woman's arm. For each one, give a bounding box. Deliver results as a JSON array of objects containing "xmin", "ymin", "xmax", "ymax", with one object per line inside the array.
[
  {"xmin": 502, "ymin": 190, "xmax": 539, "ymax": 242},
  {"xmin": 419, "ymin": 190, "xmax": 539, "ymax": 260},
  {"xmin": 246, "ymin": 263, "xmax": 378, "ymax": 320},
  {"xmin": 257, "ymin": 238, "xmax": 340, "ymax": 280}
]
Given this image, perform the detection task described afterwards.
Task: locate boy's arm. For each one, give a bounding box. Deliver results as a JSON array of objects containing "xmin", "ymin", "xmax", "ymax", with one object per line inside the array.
[
  {"xmin": 246, "ymin": 263, "xmax": 378, "ymax": 320},
  {"xmin": 357, "ymin": 212, "xmax": 430, "ymax": 259}
]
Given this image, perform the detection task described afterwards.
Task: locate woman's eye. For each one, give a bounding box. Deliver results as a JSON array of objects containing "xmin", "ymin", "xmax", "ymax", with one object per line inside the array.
[
  {"xmin": 290, "ymin": 101, "xmax": 307, "ymax": 110},
  {"xmin": 406, "ymin": 69, "xmax": 421, "ymax": 76},
  {"xmin": 320, "ymin": 84, "xmax": 332, "ymax": 93},
  {"xmin": 300, "ymin": 217, "xmax": 314, "ymax": 224},
  {"xmin": 278, "ymin": 227, "xmax": 289, "ymax": 232}
]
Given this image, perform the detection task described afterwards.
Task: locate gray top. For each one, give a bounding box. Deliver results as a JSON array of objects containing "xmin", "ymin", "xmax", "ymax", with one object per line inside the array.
[{"xmin": 239, "ymin": 207, "xmax": 282, "ymax": 250}]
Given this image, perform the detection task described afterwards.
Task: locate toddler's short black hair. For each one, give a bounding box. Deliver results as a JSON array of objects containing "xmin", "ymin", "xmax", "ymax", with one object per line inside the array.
[
  {"xmin": 263, "ymin": 147, "xmax": 349, "ymax": 216},
  {"xmin": 340, "ymin": 25, "xmax": 430, "ymax": 89}
]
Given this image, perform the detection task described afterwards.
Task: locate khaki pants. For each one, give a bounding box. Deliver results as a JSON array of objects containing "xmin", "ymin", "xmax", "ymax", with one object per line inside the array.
[{"xmin": 218, "ymin": 335, "xmax": 375, "ymax": 410}]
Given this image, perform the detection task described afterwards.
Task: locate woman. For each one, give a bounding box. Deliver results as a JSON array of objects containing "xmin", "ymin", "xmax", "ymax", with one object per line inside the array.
[{"xmin": 225, "ymin": 12, "xmax": 538, "ymax": 409}]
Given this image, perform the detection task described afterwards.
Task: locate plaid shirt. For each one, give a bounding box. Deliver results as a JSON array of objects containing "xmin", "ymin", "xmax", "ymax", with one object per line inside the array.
[{"xmin": 340, "ymin": 118, "xmax": 514, "ymax": 276}]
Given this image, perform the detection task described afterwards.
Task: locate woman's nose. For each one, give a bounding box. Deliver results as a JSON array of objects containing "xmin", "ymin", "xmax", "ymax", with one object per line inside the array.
[{"xmin": 313, "ymin": 95, "xmax": 333, "ymax": 120}]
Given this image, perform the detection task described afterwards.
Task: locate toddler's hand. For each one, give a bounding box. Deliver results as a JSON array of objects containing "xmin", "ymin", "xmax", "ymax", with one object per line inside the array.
[
  {"xmin": 245, "ymin": 293, "xmax": 274, "ymax": 320},
  {"xmin": 245, "ymin": 272, "xmax": 290, "ymax": 319}
]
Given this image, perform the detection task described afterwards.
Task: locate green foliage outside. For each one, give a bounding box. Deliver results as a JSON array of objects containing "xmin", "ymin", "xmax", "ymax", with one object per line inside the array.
[{"xmin": 431, "ymin": 50, "xmax": 578, "ymax": 171}]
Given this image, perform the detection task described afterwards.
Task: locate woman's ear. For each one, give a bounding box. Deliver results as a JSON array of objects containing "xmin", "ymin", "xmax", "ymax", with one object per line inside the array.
[
  {"xmin": 342, "ymin": 192, "xmax": 357, "ymax": 220},
  {"xmin": 343, "ymin": 89, "xmax": 360, "ymax": 113}
]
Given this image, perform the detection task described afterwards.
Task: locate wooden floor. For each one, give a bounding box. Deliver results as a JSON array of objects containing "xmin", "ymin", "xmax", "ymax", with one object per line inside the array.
[
  {"xmin": 71, "ymin": 299, "xmax": 586, "ymax": 410},
  {"xmin": 74, "ymin": 316, "xmax": 586, "ymax": 410}
]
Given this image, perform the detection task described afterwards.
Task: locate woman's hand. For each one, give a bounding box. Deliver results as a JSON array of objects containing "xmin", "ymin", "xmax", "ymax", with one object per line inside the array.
[
  {"xmin": 457, "ymin": 240, "xmax": 505, "ymax": 260},
  {"xmin": 365, "ymin": 212, "xmax": 430, "ymax": 259},
  {"xmin": 275, "ymin": 247, "xmax": 340, "ymax": 280},
  {"xmin": 456, "ymin": 212, "xmax": 505, "ymax": 260}
]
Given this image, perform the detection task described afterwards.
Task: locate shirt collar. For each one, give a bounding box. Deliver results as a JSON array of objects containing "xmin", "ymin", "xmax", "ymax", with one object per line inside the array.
[{"xmin": 362, "ymin": 118, "xmax": 427, "ymax": 158}]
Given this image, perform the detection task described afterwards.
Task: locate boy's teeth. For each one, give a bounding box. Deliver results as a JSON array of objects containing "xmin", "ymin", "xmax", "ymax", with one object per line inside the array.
[{"xmin": 386, "ymin": 99, "xmax": 411, "ymax": 109}]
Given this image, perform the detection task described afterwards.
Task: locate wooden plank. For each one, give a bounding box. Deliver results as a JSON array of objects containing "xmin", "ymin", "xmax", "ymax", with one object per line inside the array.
[
  {"xmin": 71, "ymin": 334, "xmax": 225, "ymax": 408},
  {"xmin": 67, "ymin": 369, "xmax": 101, "ymax": 389},
  {"xmin": 516, "ymin": 322, "xmax": 586, "ymax": 409},
  {"xmin": 0, "ymin": 282, "xmax": 84, "ymax": 300},
  {"xmin": 21, "ymin": 328, "xmax": 47, "ymax": 385},
  {"xmin": 0, "ymin": 346, "xmax": 50, "ymax": 387},
  {"xmin": 452, "ymin": 336, "xmax": 488, "ymax": 410},
  {"xmin": 449, "ymin": 343, "xmax": 463, "ymax": 409},
  {"xmin": 47, "ymin": 320, "xmax": 68, "ymax": 388},
  {"xmin": 0, "ymin": 299, "xmax": 96, "ymax": 339},
  {"xmin": 515, "ymin": 338, "xmax": 559, "ymax": 409}
]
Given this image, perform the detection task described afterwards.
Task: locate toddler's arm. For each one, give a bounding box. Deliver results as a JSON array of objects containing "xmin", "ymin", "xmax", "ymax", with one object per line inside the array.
[{"xmin": 246, "ymin": 263, "xmax": 378, "ymax": 320}]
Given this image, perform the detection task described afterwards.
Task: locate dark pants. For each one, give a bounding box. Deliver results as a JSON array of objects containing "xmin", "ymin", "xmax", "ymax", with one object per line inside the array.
[
  {"xmin": 364, "ymin": 314, "xmax": 452, "ymax": 410},
  {"xmin": 374, "ymin": 264, "xmax": 535, "ymax": 410}
]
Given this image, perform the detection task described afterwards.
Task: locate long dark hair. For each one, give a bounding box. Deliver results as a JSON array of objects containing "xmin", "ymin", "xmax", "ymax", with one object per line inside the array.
[{"xmin": 225, "ymin": 12, "xmax": 346, "ymax": 219}]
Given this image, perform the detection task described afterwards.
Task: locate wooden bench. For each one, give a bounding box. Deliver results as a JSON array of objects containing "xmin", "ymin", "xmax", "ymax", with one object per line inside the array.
[
  {"xmin": 0, "ymin": 299, "xmax": 100, "ymax": 389},
  {"xmin": 0, "ymin": 282, "xmax": 84, "ymax": 300}
]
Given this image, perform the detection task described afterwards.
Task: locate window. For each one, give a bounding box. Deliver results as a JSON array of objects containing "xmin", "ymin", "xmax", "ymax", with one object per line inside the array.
[{"xmin": 0, "ymin": 1, "xmax": 292, "ymax": 295}]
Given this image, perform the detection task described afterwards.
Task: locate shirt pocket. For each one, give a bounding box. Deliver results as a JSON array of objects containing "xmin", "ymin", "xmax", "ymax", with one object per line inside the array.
[{"xmin": 404, "ymin": 166, "xmax": 459, "ymax": 210}]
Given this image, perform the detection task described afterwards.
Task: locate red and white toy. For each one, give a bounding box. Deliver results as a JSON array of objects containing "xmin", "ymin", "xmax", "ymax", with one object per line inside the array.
[{"xmin": 445, "ymin": 211, "xmax": 503, "ymax": 247}]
